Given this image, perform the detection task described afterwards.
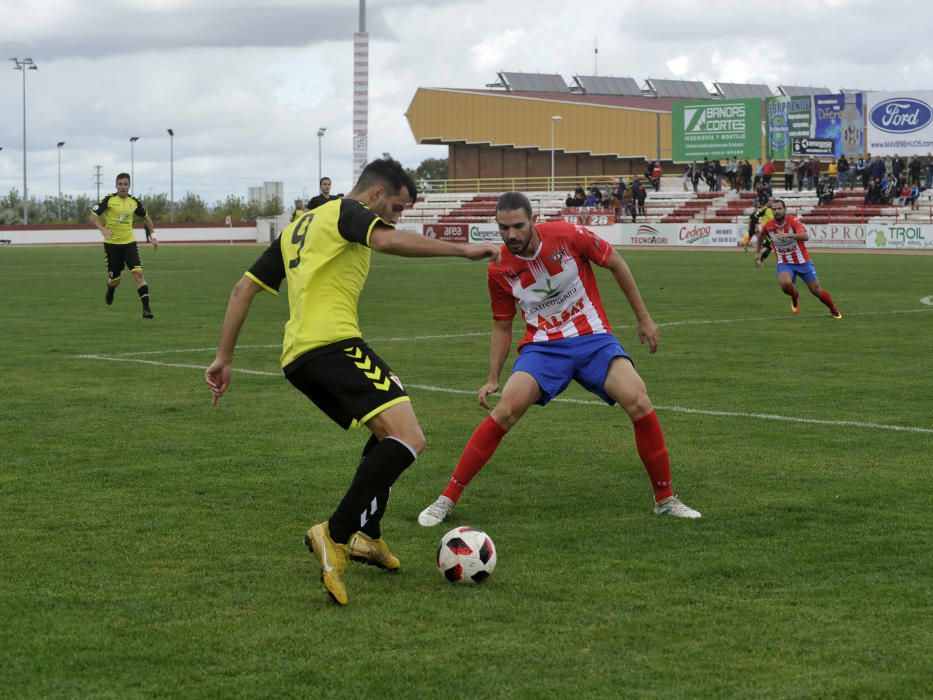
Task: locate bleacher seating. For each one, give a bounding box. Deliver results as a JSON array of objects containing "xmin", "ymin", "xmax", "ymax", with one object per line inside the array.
[{"xmin": 403, "ymin": 177, "xmax": 930, "ymax": 228}]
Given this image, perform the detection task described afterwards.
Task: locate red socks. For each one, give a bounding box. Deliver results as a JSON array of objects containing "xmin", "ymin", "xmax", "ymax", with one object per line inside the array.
[
  {"xmin": 441, "ymin": 416, "xmax": 507, "ymax": 503},
  {"xmin": 817, "ymin": 289, "xmax": 836, "ymax": 310},
  {"xmin": 632, "ymin": 410, "xmax": 673, "ymax": 502}
]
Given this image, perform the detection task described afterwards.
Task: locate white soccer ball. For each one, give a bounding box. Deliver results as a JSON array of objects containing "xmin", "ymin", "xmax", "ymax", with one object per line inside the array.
[{"xmin": 435, "ymin": 526, "xmax": 497, "ymax": 584}]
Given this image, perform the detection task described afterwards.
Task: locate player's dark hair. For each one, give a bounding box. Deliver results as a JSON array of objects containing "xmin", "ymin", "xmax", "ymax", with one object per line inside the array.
[
  {"xmin": 355, "ymin": 158, "xmax": 417, "ymax": 202},
  {"xmin": 496, "ymin": 192, "xmax": 533, "ymax": 218},
  {"xmin": 116, "ymin": 172, "xmax": 131, "ymax": 184},
  {"xmin": 771, "ymin": 198, "xmax": 785, "ymax": 208},
  {"xmin": 320, "ymin": 176, "xmax": 331, "ymax": 185}
]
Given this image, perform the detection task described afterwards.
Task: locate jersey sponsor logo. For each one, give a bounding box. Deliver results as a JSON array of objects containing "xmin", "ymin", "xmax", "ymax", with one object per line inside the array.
[
  {"xmin": 530, "ymin": 277, "xmax": 561, "ymax": 300},
  {"xmin": 869, "ymin": 98, "xmax": 933, "ymax": 133}
]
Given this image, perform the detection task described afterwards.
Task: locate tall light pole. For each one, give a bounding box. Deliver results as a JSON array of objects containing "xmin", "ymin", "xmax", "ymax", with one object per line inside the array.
[
  {"xmin": 11, "ymin": 57, "xmax": 38, "ymax": 225},
  {"xmin": 129, "ymin": 136, "xmax": 139, "ymax": 188},
  {"xmin": 167, "ymin": 129, "xmax": 174, "ymax": 222},
  {"xmin": 57, "ymin": 141, "xmax": 65, "ymax": 220},
  {"xmin": 550, "ymin": 115, "xmax": 562, "ymax": 192},
  {"xmin": 317, "ymin": 127, "xmax": 327, "ymax": 183}
]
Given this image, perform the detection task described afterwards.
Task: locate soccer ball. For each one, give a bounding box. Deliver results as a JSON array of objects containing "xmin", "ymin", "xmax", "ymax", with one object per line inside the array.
[{"xmin": 435, "ymin": 526, "xmax": 497, "ymax": 584}]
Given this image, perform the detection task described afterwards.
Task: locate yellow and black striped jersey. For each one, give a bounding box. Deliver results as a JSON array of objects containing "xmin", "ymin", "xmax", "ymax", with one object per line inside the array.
[
  {"xmin": 246, "ymin": 198, "xmax": 392, "ymax": 372},
  {"xmin": 91, "ymin": 193, "xmax": 148, "ymax": 245}
]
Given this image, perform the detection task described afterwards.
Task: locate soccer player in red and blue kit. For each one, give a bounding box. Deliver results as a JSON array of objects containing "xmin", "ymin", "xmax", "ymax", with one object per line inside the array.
[
  {"xmin": 418, "ymin": 191, "xmax": 701, "ymax": 526},
  {"xmin": 755, "ymin": 199, "xmax": 842, "ymax": 319}
]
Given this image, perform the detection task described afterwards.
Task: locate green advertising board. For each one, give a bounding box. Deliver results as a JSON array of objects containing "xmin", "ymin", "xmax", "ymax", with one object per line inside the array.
[
  {"xmin": 766, "ymin": 95, "xmax": 813, "ymax": 159},
  {"xmin": 672, "ymin": 98, "xmax": 761, "ymax": 161}
]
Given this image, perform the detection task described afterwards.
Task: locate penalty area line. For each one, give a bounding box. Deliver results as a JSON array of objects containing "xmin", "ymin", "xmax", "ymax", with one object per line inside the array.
[{"xmin": 71, "ymin": 353, "xmax": 933, "ymax": 435}]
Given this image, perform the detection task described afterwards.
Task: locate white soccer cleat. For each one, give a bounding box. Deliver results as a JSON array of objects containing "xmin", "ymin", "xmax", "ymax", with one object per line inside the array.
[
  {"xmin": 653, "ymin": 495, "xmax": 702, "ymax": 519},
  {"xmin": 418, "ymin": 495, "xmax": 455, "ymax": 527}
]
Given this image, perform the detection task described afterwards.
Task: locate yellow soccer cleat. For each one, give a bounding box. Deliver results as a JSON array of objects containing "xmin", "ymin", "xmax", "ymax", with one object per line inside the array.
[
  {"xmin": 305, "ymin": 522, "xmax": 350, "ymax": 606},
  {"xmin": 349, "ymin": 531, "xmax": 401, "ymax": 571}
]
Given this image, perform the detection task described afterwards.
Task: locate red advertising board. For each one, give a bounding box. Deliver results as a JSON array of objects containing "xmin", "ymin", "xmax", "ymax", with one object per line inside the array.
[{"xmin": 423, "ymin": 223, "xmax": 468, "ymax": 242}]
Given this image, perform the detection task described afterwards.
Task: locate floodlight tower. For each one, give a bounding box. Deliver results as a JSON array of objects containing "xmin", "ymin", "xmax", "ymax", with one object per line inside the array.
[
  {"xmin": 11, "ymin": 57, "xmax": 38, "ymax": 224},
  {"xmin": 352, "ymin": 0, "xmax": 369, "ymax": 182},
  {"xmin": 130, "ymin": 136, "xmax": 139, "ymax": 188}
]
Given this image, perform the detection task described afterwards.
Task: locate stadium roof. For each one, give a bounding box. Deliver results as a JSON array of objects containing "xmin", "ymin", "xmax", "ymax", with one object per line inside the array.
[
  {"xmin": 488, "ymin": 71, "xmax": 570, "ymax": 93},
  {"xmin": 778, "ymin": 85, "xmax": 830, "ymax": 96},
  {"xmin": 645, "ymin": 78, "xmax": 712, "ymax": 99},
  {"xmin": 572, "ymin": 75, "xmax": 643, "ymax": 96},
  {"xmin": 714, "ymin": 82, "xmax": 773, "ymax": 99}
]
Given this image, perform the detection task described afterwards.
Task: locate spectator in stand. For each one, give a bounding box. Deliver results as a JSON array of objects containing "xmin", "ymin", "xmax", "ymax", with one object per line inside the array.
[
  {"xmin": 870, "ymin": 156, "xmax": 886, "ymax": 186},
  {"xmin": 807, "ymin": 159, "xmax": 819, "ymax": 190},
  {"xmin": 756, "ymin": 183, "xmax": 772, "ymax": 206},
  {"xmin": 714, "ymin": 159, "xmax": 724, "ymax": 192},
  {"xmin": 908, "ymin": 183, "xmax": 921, "ymax": 210},
  {"xmin": 881, "ymin": 176, "xmax": 898, "ymax": 205},
  {"xmin": 622, "ymin": 181, "xmax": 636, "ymax": 222},
  {"xmin": 796, "ymin": 159, "xmax": 808, "ymax": 192},
  {"xmin": 897, "ymin": 182, "xmax": 912, "ymax": 206},
  {"xmin": 892, "ymin": 154, "xmax": 905, "ymax": 181},
  {"xmin": 827, "ymin": 159, "xmax": 839, "ymax": 190},
  {"xmin": 682, "ymin": 165, "xmax": 693, "ymax": 192},
  {"xmin": 784, "ymin": 157, "xmax": 795, "ymax": 191},
  {"xmin": 837, "ymin": 156, "xmax": 849, "ymax": 190},
  {"xmin": 753, "ymin": 160, "xmax": 763, "ymax": 189},
  {"xmin": 925, "ymin": 152, "xmax": 933, "ymax": 189},
  {"xmin": 651, "ymin": 162, "xmax": 663, "ymax": 192},
  {"xmin": 566, "ymin": 187, "xmax": 586, "ymax": 207},
  {"xmin": 762, "ymin": 158, "xmax": 775, "ymax": 187},
  {"xmin": 740, "ymin": 160, "xmax": 752, "ymax": 191},
  {"xmin": 632, "ymin": 176, "xmax": 647, "ymax": 219},
  {"xmin": 816, "ymin": 178, "xmax": 835, "ymax": 205},
  {"xmin": 611, "ymin": 179, "xmax": 626, "ymax": 212},
  {"xmin": 908, "ymin": 156, "xmax": 922, "ymax": 187},
  {"xmin": 691, "ymin": 164, "xmax": 702, "ymax": 193},
  {"xmin": 726, "ymin": 157, "xmax": 737, "ymax": 190},
  {"xmin": 584, "ymin": 190, "xmax": 598, "ymax": 207},
  {"xmin": 854, "ymin": 154, "xmax": 866, "ymax": 189},
  {"xmin": 864, "ymin": 178, "xmax": 882, "ymax": 205}
]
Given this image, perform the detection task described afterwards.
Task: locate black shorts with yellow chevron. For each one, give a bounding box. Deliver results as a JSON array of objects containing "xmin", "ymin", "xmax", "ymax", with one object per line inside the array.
[{"xmin": 285, "ymin": 338, "xmax": 410, "ymax": 431}]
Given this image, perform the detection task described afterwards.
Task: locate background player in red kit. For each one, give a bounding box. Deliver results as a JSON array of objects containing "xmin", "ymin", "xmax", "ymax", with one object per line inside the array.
[
  {"xmin": 755, "ymin": 199, "xmax": 842, "ymax": 319},
  {"xmin": 418, "ymin": 191, "xmax": 701, "ymax": 526}
]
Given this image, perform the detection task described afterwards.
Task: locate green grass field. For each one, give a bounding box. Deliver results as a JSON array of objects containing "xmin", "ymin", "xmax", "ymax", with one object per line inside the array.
[{"xmin": 1, "ymin": 244, "xmax": 931, "ymax": 699}]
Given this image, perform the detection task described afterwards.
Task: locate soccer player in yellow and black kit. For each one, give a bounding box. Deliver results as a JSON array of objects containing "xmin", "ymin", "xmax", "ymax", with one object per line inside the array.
[
  {"xmin": 204, "ymin": 158, "xmax": 500, "ymax": 606},
  {"xmin": 90, "ymin": 173, "xmax": 158, "ymax": 318}
]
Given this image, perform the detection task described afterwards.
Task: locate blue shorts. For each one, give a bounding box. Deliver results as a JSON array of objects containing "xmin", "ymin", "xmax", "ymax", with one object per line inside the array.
[
  {"xmin": 511, "ymin": 334, "xmax": 631, "ymax": 406},
  {"xmin": 776, "ymin": 260, "xmax": 818, "ymax": 283}
]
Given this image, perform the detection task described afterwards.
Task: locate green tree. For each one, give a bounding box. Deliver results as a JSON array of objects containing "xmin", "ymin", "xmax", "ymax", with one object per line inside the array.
[{"xmin": 174, "ymin": 192, "xmax": 209, "ymax": 223}]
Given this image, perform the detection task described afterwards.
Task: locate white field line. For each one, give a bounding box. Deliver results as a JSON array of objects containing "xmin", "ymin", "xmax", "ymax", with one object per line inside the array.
[
  {"xmin": 103, "ymin": 306, "xmax": 932, "ymax": 358},
  {"xmin": 73, "ymin": 353, "xmax": 933, "ymax": 435}
]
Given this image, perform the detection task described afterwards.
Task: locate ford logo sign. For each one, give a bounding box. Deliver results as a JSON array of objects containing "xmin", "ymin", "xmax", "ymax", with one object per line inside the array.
[{"xmin": 869, "ymin": 98, "xmax": 933, "ymax": 133}]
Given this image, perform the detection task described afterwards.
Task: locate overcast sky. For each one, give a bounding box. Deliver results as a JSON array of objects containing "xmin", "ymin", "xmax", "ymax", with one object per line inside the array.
[{"xmin": 2, "ymin": 0, "xmax": 931, "ymax": 206}]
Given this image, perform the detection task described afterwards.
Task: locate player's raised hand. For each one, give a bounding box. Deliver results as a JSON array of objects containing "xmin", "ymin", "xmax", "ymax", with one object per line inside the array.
[
  {"xmin": 637, "ymin": 316, "xmax": 660, "ymax": 353},
  {"xmin": 477, "ymin": 380, "xmax": 500, "ymax": 409},
  {"xmin": 205, "ymin": 359, "xmax": 232, "ymax": 406}
]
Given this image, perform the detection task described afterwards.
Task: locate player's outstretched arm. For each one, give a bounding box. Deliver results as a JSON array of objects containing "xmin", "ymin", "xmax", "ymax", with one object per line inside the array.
[
  {"xmin": 601, "ymin": 249, "xmax": 659, "ymax": 353},
  {"xmin": 478, "ymin": 319, "xmax": 513, "ymax": 409},
  {"xmin": 370, "ymin": 226, "xmax": 500, "ymax": 263},
  {"xmin": 205, "ymin": 276, "xmax": 264, "ymax": 406}
]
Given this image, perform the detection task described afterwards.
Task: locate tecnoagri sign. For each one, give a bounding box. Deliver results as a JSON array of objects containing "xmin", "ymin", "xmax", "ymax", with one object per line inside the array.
[{"xmin": 672, "ymin": 99, "xmax": 761, "ymax": 161}]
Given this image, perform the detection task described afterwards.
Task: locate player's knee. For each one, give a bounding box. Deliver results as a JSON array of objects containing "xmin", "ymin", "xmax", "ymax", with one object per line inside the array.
[
  {"xmin": 109, "ymin": 276, "xmax": 122, "ymax": 287},
  {"xmin": 490, "ymin": 404, "xmax": 524, "ymax": 431},
  {"xmin": 622, "ymin": 392, "xmax": 654, "ymax": 420},
  {"xmin": 399, "ymin": 428, "xmax": 426, "ymax": 455}
]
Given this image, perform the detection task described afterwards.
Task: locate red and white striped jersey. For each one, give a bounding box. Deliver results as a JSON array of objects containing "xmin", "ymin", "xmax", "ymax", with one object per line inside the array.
[
  {"xmin": 488, "ymin": 221, "xmax": 614, "ymax": 349},
  {"xmin": 761, "ymin": 215, "xmax": 811, "ymax": 264}
]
